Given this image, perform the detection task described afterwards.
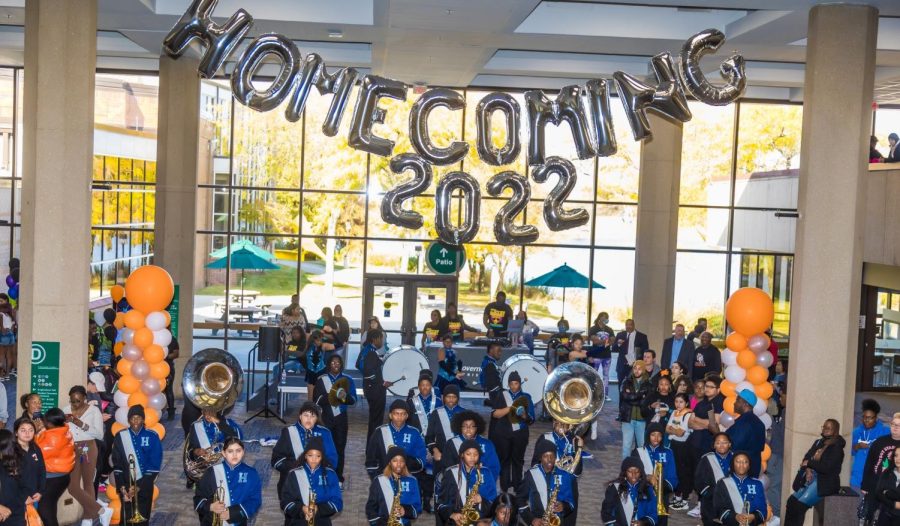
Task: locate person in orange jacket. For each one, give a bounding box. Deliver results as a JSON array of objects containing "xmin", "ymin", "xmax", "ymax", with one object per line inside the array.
[{"xmin": 34, "ymin": 409, "xmax": 75, "ymax": 526}]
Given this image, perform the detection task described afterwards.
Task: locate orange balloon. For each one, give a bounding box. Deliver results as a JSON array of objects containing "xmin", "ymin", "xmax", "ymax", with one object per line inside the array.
[
  {"xmin": 153, "ymin": 485, "xmax": 159, "ymax": 501},
  {"xmin": 720, "ymin": 380, "xmax": 737, "ymax": 399},
  {"xmin": 150, "ymin": 360, "xmax": 170, "ymax": 380},
  {"xmin": 123, "ymin": 310, "xmax": 145, "ymax": 330},
  {"xmin": 117, "ymin": 375, "xmax": 140, "ymax": 394},
  {"xmin": 110, "ymin": 422, "xmax": 125, "ymax": 437},
  {"xmin": 148, "ymin": 423, "xmax": 166, "ymax": 440},
  {"xmin": 726, "ymin": 287, "xmax": 774, "ymax": 336},
  {"xmin": 762, "ymin": 444, "xmax": 772, "ymax": 461},
  {"xmin": 723, "ymin": 396, "xmax": 737, "ymax": 416},
  {"xmin": 125, "ymin": 265, "xmax": 174, "ymax": 314},
  {"xmin": 725, "ymin": 332, "xmax": 748, "ymax": 352},
  {"xmin": 113, "ymin": 312, "xmax": 125, "ymax": 330},
  {"xmin": 761, "ymin": 460, "xmax": 768, "ymax": 473},
  {"xmin": 143, "ymin": 344, "xmax": 165, "ymax": 364},
  {"xmin": 116, "ymin": 359, "xmax": 133, "ymax": 377},
  {"xmin": 144, "ymin": 408, "xmax": 160, "ymax": 428},
  {"xmin": 110, "ymin": 284, "xmax": 125, "ymax": 303},
  {"xmin": 133, "ymin": 327, "xmax": 154, "ymax": 349},
  {"xmin": 737, "ymin": 350, "xmax": 757, "ymax": 369},
  {"xmin": 158, "ymin": 378, "xmax": 167, "ymax": 392},
  {"xmin": 162, "ymin": 310, "xmax": 171, "ymax": 327},
  {"xmin": 755, "ymin": 381, "xmax": 774, "ymax": 400},
  {"xmin": 767, "ymin": 504, "xmax": 773, "ymax": 521},
  {"xmin": 109, "ymin": 500, "xmax": 122, "ymax": 525},
  {"xmin": 747, "ymin": 365, "xmax": 769, "ymax": 385},
  {"xmin": 113, "ymin": 341, "xmax": 124, "ymax": 357},
  {"xmin": 128, "ymin": 391, "xmax": 148, "ymax": 408}
]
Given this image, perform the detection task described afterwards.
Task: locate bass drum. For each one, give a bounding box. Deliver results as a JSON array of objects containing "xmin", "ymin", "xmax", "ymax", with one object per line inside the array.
[
  {"xmin": 382, "ymin": 345, "xmax": 430, "ymax": 396},
  {"xmin": 501, "ymin": 354, "xmax": 547, "ymax": 408}
]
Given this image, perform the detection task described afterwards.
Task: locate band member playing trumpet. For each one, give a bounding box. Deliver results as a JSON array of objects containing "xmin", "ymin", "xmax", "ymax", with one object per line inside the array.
[
  {"xmin": 367, "ymin": 400, "xmax": 427, "ymax": 480},
  {"xmin": 443, "ymin": 411, "xmax": 501, "ymax": 482},
  {"xmin": 712, "ymin": 452, "xmax": 766, "ymax": 526},
  {"xmin": 111, "ymin": 405, "xmax": 162, "ymax": 526},
  {"xmin": 516, "ymin": 439, "xmax": 576, "ymax": 526},
  {"xmin": 366, "ymin": 445, "xmax": 423, "ymax": 525},
  {"xmin": 489, "ymin": 371, "xmax": 534, "ymax": 492},
  {"xmin": 313, "ymin": 355, "xmax": 357, "ymax": 483},
  {"xmin": 437, "ymin": 439, "xmax": 497, "ymax": 526},
  {"xmin": 186, "ymin": 407, "xmax": 243, "ymax": 487},
  {"xmin": 280, "ymin": 436, "xmax": 343, "ymax": 526},
  {"xmin": 194, "ymin": 437, "xmax": 261, "ymax": 526},
  {"xmin": 601, "ymin": 457, "xmax": 658, "ymax": 526},
  {"xmin": 629, "ymin": 422, "xmax": 677, "ymax": 525},
  {"xmin": 272, "ymin": 402, "xmax": 339, "ymax": 494}
]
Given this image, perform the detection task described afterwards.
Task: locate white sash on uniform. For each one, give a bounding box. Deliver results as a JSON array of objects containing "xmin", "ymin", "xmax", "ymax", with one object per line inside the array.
[
  {"xmin": 194, "ymin": 420, "xmax": 212, "ymax": 450},
  {"xmin": 212, "ymin": 463, "xmax": 235, "ymax": 526},
  {"xmin": 707, "ymin": 453, "xmax": 726, "ymax": 482},
  {"xmin": 381, "ymin": 426, "xmax": 395, "ymax": 454},
  {"xmin": 530, "ymin": 467, "xmax": 548, "ymax": 511},
  {"xmin": 288, "ymin": 426, "xmax": 305, "ymax": 459},
  {"xmin": 723, "ymin": 477, "xmax": 745, "ymax": 515},
  {"xmin": 613, "ymin": 483, "xmax": 635, "ymax": 523},
  {"xmin": 450, "ymin": 437, "xmax": 462, "ymax": 456},
  {"xmin": 437, "ymin": 408, "xmax": 453, "ymax": 439},
  {"xmin": 449, "ymin": 466, "xmax": 467, "ymax": 503},
  {"xmin": 637, "ymin": 448, "xmax": 654, "ymax": 476},
  {"xmin": 378, "ymin": 475, "xmax": 396, "ymax": 509},
  {"xmin": 121, "ymin": 432, "xmax": 142, "ymax": 480},
  {"xmin": 412, "ymin": 396, "xmax": 430, "ymax": 436},
  {"xmin": 503, "ymin": 392, "xmax": 522, "ymax": 432},
  {"xmin": 321, "ymin": 375, "xmax": 343, "ymax": 416},
  {"xmin": 294, "ymin": 469, "xmax": 312, "ymax": 506}
]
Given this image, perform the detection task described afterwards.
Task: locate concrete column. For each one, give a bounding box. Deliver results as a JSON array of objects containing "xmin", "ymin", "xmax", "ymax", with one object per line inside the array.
[
  {"xmin": 154, "ymin": 54, "xmax": 201, "ymax": 397},
  {"xmin": 17, "ymin": 0, "xmax": 97, "ymax": 405},
  {"xmin": 782, "ymin": 4, "xmax": 878, "ymax": 515},
  {"xmin": 633, "ymin": 114, "xmax": 682, "ymax": 353}
]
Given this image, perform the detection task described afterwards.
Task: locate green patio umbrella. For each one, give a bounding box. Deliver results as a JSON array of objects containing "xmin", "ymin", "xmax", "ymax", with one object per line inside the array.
[
  {"xmin": 524, "ymin": 263, "xmax": 605, "ymax": 318},
  {"xmin": 209, "ymin": 239, "xmax": 275, "ymax": 261},
  {"xmin": 206, "ymin": 248, "xmax": 280, "ymax": 307}
]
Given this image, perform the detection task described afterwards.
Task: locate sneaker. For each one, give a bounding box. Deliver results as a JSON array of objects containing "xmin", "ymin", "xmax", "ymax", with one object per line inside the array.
[
  {"xmin": 605, "ymin": 396, "xmax": 613, "ymax": 402},
  {"xmin": 687, "ymin": 503, "xmax": 701, "ymax": 518},
  {"xmin": 99, "ymin": 506, "xmax": 114, "ymax": 526},
  {"xmin": 670, "ymin": 499, "xmax": 689, "ymax": 511}
]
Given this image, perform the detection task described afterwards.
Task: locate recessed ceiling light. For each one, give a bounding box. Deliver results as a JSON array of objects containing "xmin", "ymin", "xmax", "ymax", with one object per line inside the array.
[{"xmin": 327, "ymin": 29, "xmax": 343, "ymax": 39}]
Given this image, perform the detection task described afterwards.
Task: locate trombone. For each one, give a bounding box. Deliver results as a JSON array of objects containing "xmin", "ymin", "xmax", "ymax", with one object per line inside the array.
[{"xmin": 127, "ymin": 454, "xmax": 147, "ymax": 524}]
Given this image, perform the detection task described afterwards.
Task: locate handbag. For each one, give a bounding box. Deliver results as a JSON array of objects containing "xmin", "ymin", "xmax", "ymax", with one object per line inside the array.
[{"xmin": 26, "ymin": 504, "xmax": 43, "ymax": 526}]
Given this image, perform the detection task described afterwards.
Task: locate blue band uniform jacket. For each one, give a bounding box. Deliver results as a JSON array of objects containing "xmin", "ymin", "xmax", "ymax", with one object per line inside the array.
[
  {"xmin": 713, "ymin": 474, "xmax": 766, "ymax": 526},
  {"xmin": 193, "ymin": 461, "xmax": 262, "ymax": 526},
  {"xmin": 436, "ymin": 465, "xmax": 497, "ymax": 524},
  {"xmin": 601, "ymin": 481, "xmax": 658, "ymax": 526},
  {"xmin": 516, "ymin": 465, "xmax": 576, "ymax": 526},
  {"xmin": 280, "ymin": 463, "xmax": 343, "ymax": 526},
  {"xmin": 366, "ymin": 423, "xmax": 427, "ymax": 479},
  {"xmin": 271, "ymin": 424, "xmax": 339, "ymax": 492},
  {"xmin": 365, "ymin": 473, "xmax": 422, "ymax": 526}
]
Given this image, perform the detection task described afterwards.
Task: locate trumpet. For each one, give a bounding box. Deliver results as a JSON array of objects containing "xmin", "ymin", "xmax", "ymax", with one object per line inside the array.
[
  {"xmin": 306, "ymin": 489, "xmax": 317, "ymax": 526},
  {"xmin": 127, "ymin": 454, "xmax": 147, "ymax": 524},
  {"xmin": 738, "ymin": 500, "xmax": 752, "ymax": 526},
  {"xmin": 654, "ymin": 461, "xmax": 668, "ymax": 517},
  {"xmin": 211, "ymin": 483, "xmax": 226, "ymax": 526}
]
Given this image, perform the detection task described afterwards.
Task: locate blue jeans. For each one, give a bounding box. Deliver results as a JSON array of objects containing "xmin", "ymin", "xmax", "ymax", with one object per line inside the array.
[
  {"xmin": 272, "ymin": 359, "xmax": 303, "ymax": 382},
  {"xmin": 622, "ymin": 420, "xmax": 646, "ymax": 459},
  {"xmin": 599, "ymin": 358, "xmax": 611, "ymax": 396}
]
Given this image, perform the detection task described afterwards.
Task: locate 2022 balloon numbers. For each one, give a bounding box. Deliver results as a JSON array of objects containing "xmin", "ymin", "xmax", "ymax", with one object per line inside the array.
[{"xmin": 164, "ymin": 0, "xmax": 747, "ymax": 246}]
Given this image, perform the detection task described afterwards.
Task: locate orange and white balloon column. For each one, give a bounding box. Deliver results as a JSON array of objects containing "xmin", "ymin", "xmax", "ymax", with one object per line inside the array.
[{"xmin": 109, "ymin": 265, "xmax": 175, "ymax": 440}]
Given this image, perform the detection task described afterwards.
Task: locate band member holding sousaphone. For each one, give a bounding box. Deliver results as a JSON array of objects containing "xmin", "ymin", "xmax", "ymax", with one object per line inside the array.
[
  {"xmin": 185, "ymin": 407, "xmax": 243, "ymax": 486},
  {"xmin": 601, "ymin": 457, "xmax": 658, "ymax": 526},
  {"xmin": 366, "ymin": 445, "xmax": 423, "ymax": 525},
  {"xmin": 629, "ymin": 422, "xmax": 677, "ymax": 525},
  {"xmin": 280, "ymin": 436, "xmax": 343, "ymax": 526},
  {"xmin": 367, "ymin": 400, "xmax": 427, "ymax": 480},
  {"xmin": 272, "ymin": 402, "xmax": 339, "ymax": 494},
  {"xmin": 111, "ymin": 405, "xmax": 162, "ymax": 526},
  {"xmin": 193, "ymin": 437, "xmax": 262, "ymax": 526},
  {"xmin": 516, "ymin": 439, "xmax": 576, "ymax": 526},
  {"xmin": 443, "ymin": 411, "xmax": 501, "ymax": 482},
  {"xmin": 437, "ymin": 439, "xmax": 497, "ymax": 526},
  {"xmin": 313, "ymin": 354, "xmax": 357, "ymax": 484},
  {"xmin": 712, "ymin": 452, "xmax": 766, "ymax": 526},
  {"xmin": 533, "ymin": 420, "xmax": 585, "ymax": 477},
  {"xmin": 489, "ymin": 371, "xmax": 534, "ymax": 493}
]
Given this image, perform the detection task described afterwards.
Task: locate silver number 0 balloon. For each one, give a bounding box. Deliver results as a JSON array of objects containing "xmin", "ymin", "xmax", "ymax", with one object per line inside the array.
[
  {"xmin": 486, "ymin": 172, "xmax": 538, "ymax": 245},
  {"xmin": 532, "ymin": 157, "xmax": 589, "ymax": 232},
  {"xmin": 381, "ymin": 153, "xmax": 434, "ymax": 230},
  {"xmin": 435, "ymin": 171, "xmax": 481, "ymax": 246}
]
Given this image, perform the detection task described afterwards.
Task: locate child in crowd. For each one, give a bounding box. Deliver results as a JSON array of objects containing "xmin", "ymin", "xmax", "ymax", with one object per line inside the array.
[
  {"xmin": 436, "ymin": 334, "xmax": 466, "ymax": 391},
  {"xmin": 666, "ymin": 393, "xmax": 693, "ymax": 511}
]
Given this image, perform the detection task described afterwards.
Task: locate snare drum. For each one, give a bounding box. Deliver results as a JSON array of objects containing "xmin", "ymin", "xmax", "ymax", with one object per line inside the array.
[
  {"xmin": 382, "ymin": 345, "xmax": 430, "ymax": 396},
  {"xmin": 501, "ymin": 354, "xmax": 547, "ymax": 407}
]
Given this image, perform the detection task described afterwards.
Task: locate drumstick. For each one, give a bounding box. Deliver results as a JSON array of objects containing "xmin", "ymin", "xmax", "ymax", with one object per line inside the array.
[{"xmin": 387, "ymin": 374, "xmax": 407, "ymax": 384}]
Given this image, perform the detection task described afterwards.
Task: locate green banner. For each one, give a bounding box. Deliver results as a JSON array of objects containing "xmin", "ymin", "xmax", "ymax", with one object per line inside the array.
[
  {"xmin": 167, "ymin": 284, "xmax": 180, "ymax": 339},
  {"xmin": 31, "ymin": 341, "xmax": 60, "ymax": 408}
]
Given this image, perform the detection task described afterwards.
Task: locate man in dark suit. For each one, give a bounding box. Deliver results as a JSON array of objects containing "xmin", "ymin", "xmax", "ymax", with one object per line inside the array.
[
  {"xmin": 661, "ymin": 323, "xmax": 695, "ymax": 370},
  {"xmin": 613, "ymin": 319, "xmax": 649, "ymax": 384}
]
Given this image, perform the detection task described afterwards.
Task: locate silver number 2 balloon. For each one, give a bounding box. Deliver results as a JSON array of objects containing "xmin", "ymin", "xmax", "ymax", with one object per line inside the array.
[
  {"xmin": 486, "ymin": 172, "xmax": 538, "ymax": 245},
  {"xmin": 381, "ymin": 153, "xmax": 433, "ymax": 230},
  {"xmin": 531, "ymin": 157, "xmax": 589, "ymax": 232}
]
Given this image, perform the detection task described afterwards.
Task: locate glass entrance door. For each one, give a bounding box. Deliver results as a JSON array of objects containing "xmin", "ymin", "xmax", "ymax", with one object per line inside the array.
[{"xmin": 362, "ymin": 274, "xmax": 459, "ymax": 348}]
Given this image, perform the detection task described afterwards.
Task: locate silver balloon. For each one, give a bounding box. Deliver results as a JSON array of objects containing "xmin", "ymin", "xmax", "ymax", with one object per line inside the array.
[
  {"xmin": 131, "ymin": 359, "xmax": 150, "ymax": 381},
  {"xmin": 486, "ymin": 172, "xmax": 538, "ymax": 245},
  {"xmin": 348, "ymin": 75, "xmax": 407, "ymax": 157},
  {"xmin": 531, "ymin": 157, "xmax": 589, "ymax": 231},
  {"xmin": 284, "ymin": 53, "xmax": 359, "ymax": 136},
  {"xmin": 613, "ymin": 72, "xmax": 655, "ymax": 142},
  {"xmin": 162, "ymin": 0, "xmax": 254, "ymax": 79},
  {"xmin": 435, "ymin": 171, "xmax": 481, "ymax": 246},
  {"xmin": 649, "ymin": 52, "xmax": 692, "ymax": 122},
  {"xmin": 679, "ymin": 29, "xmax": 747, "ymax": 106},
  {"xmin": 584, "ymin": 79, "xmax": 617, "ymax": 157},
  {"xmin": 141, "ymin": 378, "xmax": 162, "ymax": 396},
  {"xmin": 121, "ymin": 345, "xmax": 142, "ymax": 362},
  {"xmin": 381, "ymin": 153, "xmax": 434, "ymax": 230},
  {"xmin": 525, "ymin": 86, "xmax": 596, "ymax": 166},
  {"xmin": 719, "ymin": 411, "xmax": 735, "ymax": 430},
  {"xmin": 475, "ymin": 92, "xmax": 521, "ymax": 166},
  {"xmin": 230, "ymin": 34, "xmax": 300, "ymax": 112},
  {"xmin": 147, "ymin": 393, "xmax": 168, "ymax": 411},
  {"xmin": 614, "ymin": 53, "xmax": 692, "ymax": 141},
  {"xmin": 748, "ymin": 333, "xmax": 770, "ymax": 354},
  {"xmin": 756, "ymin": 351, "xmax": 774, "ymax": 369},
  {"xmin": 409, "ymin": 88, "xmax": 468, "ymax": 165}
]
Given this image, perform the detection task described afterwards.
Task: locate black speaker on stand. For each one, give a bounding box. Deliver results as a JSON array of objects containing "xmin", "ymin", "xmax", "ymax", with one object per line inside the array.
[{"xmin": 245, "ymin": 326, "xmax": 286, "ymax": 423}]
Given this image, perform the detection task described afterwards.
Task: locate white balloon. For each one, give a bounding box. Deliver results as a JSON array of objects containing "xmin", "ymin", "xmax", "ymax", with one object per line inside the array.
[
  {"xmin": 114, "ymin": 390, "xmax": 129, "ymax": 408},
  {"xmin": 152, "ymin": 329, "xmax": 172, "ymax": 347},
  {"xmin": 759, "ymin": 412, "xmax": 773, "ymax": 430},
  {"xmin": 121, "ymin": 328, "xmax": 134, "ymax": 345},
  {"xmin": 735, "ymin": 380, "xmax": 754, "ymax": 394},
  {"xmin": 724, "ymin": 365, "xmax": 746, "ymax": 384},
  {"xmin": 94, "ymin": 311, "xmax": 106, "ymax": 326},
  {"xmin": 115, "ymin": 406, "xmax": 129, "ymax": 427},
  {"xmin": 145, "ymin": 311, "xmax": 167, "ymax": 332},
  {"xmin": 719, "ymin": 412, "xmax": 735, "ymax": 429},
  {"xmin": 759, "ymin": 473, "xmax": 770, "ymax": 490},
  {"xmin": 722, "ymin": 349, "xmax": 738, "ymax": 366},
  {"xmin": 753, "ymin": 397, "xmax": 768, "ymax": 416}
]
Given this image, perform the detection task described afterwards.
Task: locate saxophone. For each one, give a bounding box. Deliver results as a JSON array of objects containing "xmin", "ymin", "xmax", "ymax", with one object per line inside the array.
[
  {"xmin": 459, "ymin": 467, "xmax": 482, "ymax": 526},
  {"xmin": 387, "ymin": 475, "xmax": 404, "ymax": 526},
  {"xmin": 306, "ymin": 489, "xmax": 317, "ymax": 526},
  {"xmin": 542, "ymin": 483, "xmax": 561, "ymax": 526}
]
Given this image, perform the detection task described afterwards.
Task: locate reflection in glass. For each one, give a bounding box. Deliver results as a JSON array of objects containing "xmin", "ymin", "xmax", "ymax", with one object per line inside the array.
[
  {"xmin": 680, "ymin": 103, "xmax": 735, "ymax": 206},
  {"xmin": 591, "ymin": 248, "xmax": 635, "ymax": 330},
  {"xmin": 677, "ymin": 207, "xmax": 729, "ymax": 251},
  {"xmin": 735, "ymin": 103, "xmax": 802, "ymax": 209},
  {"xmin": 674, "ymin": 252, "xmax": 727, "ymax": 338},
  {"xmin": 523, "ymin": 246, "xmax": 590, "ymax": 331},
  {"xmin": 730, "ymin": 254, "xmax": 792, "ymax": 338}
]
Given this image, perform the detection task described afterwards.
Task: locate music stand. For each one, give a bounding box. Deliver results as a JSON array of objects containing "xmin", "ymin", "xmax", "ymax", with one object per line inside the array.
[
  {"xmin": 506, "ymin": 319, "xmax": 525, "ymax": 347},
  {"xmin": 246, "ymin": 326, "xmax": 286, "ymax": 424}
]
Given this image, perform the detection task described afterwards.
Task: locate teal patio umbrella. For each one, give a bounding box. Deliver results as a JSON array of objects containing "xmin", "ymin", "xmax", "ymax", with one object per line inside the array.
[
  {"xmin": 524, "ymin": 263, "xmax": 605, "ymax": 318},
  {"xmin": 206, "ymin": 248, "xmax": 280, "ymax": 307},
  {"xmin": 209, "ymin": 239, "xmax": 275, "ymax": 261}
]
